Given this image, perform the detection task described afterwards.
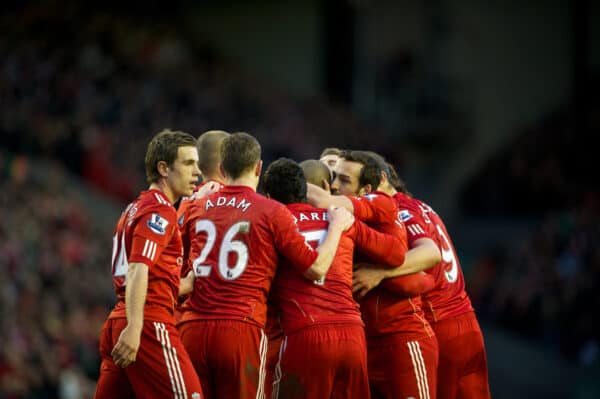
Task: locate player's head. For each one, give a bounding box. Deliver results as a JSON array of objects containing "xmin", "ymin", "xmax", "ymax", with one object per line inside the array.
[
  {"xmin": 300, "ymin": 159, "xmax": 332, "ymax": 192},
  {"xmin": 332, "ymin": 150, "xmax": 382, "ymax": 196},
  {"xmin": 220, "ymin": 132, "xmax": 262, "ymax": 185},
  {"xmin": 145, "ymin": 129, "xmax": 200, "ymax": 199},
  {"xmin": 364, "ymin": 151, "xmax": 393, "ymax": 193},
  {"xmin": 197, "ymin": 130, "xmax": 230, "ymax": 181},
  {"xmin": 263, "ymin": 158, "xmax": 307, "ymax": 204},
  {"xmin": 319, "ymin": 147, "xmax": 342, "ymax": 174},
  {"xmin": 386, "ymin": 162, "xmax": 410, "ymax": 195}
]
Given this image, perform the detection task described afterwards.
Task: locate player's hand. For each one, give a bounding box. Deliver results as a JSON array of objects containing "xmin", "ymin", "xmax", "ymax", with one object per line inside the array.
[
  {"xmin": 353, "ymin": 264, "xmax": 387, "ymax": 298},
  {"xmin": 179, "ymin": 270, "xmax": 196, "ymax": 297},
  {"xmin": 194, "ymin": 181, "xmax": 221, "ymax": 200},
  {"xmin": 327, "ymin": 205, "xmax": 354, "ymax": 232},
  {"xmin": 111, "ymin": 325, "xmax": 142, "ymax": 368}
]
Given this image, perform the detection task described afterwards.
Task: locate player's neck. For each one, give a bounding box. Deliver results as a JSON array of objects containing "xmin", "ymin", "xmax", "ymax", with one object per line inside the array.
[
  {"xmin": 225, "ymin": 174, "xmax": 258, "ymax": 191},
  {"xmin": 149, "ymin": 182, "xmax": 176, "ymax": 203},
  {"xmin": 201, "ymin": 173, "xmax": 224, "ymax": 184}
]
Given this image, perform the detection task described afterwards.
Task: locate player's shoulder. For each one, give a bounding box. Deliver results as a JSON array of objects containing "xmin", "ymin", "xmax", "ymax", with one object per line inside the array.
[
  {"xmin": 393, "ymin": 192, "xmax": 422, "ymax": 210},
  {"xmin": 137, "ymin": 190, "xmax": 177, "ymax": 220},
  {"xmin": 366, "ymin": 191, "xmax": 398, "ymax": 210},
  {"xmin": 392, "ymin": 193, "xmax": 422, "ymax": 222}
]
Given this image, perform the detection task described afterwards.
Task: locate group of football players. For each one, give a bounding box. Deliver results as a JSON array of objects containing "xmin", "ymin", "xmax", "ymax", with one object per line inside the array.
[{"xmin": 94, "ymin": 129, "xmax": 491, "ymax": 399}]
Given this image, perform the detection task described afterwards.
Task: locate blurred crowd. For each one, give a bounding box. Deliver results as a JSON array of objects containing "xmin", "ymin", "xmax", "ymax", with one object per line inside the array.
[
  {"xmin": 0, "ymin": 2, "xmax": 396, "ymax": 204},
  {"xmin": 2, "ymin": 3, "xmax": 599, "ymax": 399},
  {"xmin": 463, "ymin": 104, "xmax": 600, "ymax": 367},
  {"xmin": 0, "ymin": 152, "xmax": 114, "ymax": 399}
]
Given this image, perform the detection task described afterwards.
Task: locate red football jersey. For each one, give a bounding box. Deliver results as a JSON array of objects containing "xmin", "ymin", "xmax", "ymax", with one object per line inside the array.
[
  {"xmin": 179, "ymin": 186, "xmax": 319, "ymax": 328},
  {"xmin": 349, "ymin": 191, "xmax": 431, "ymax": 338},
  {"xmin": 271, "ymin": 203, "xmax": 407, "ymax": 334},
  {"xmin": 109, "ymin": 189, "xmax": 183, "ymax": 323},
  {"xmin": 393, "ymin": 192, "xmax": 473, "ymax": 322},
  {"xmin": 178, "ymin": 179, "xmax": 225, "ymax": 277}
]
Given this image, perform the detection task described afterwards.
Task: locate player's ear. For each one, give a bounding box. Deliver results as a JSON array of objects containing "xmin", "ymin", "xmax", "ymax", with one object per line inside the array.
[
  {"xmin": 358, "ymin": 184, "xmax": 372, "ymax": 195},
  {"xmin": 381, "ymin": 170, "xmax": 388, "ymax": 184},
  {"xmin": 157, "ymin": 161, "xmax": 169, "ymax": 178},
  {"xmin": 217, "ymin": 162, "xmax": 226, "ymax": 180},
  {"xmin": 255, "ymin": 160, "xmax": 263, "ymax": 177},
  {"xmin": 321, "ymin": 179, "xmax": 331, "ymax": 193}
]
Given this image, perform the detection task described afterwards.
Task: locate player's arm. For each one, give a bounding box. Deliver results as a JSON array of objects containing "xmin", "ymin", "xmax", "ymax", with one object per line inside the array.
[
  {"xmin": 380, "ymin": 272, "xmax": 435, "ymax": 297},
  {"xmin": 303, "ymin": 206, "xmax": 354, "ymax": 280},
  {"xmin": 352, "ymin": 219, "xmax": 408, "ymax": 267},
  {"xmin": 112, "ymin": 207, "xmax": 177, "ymax": 367},
  {"xmin": 112, "ymin": 261, "xmax": 148, "ymax": 368},
  {"xmin": 306, "ymin": 183, "xmax": 354, "ymax": 212},
  {"xmin": 352, "ymin": 238, "xmax": 440, "ymax": 297},
  {"xmin": 383, "ymin": 237, "xmax": 441, "ymax": 277}
]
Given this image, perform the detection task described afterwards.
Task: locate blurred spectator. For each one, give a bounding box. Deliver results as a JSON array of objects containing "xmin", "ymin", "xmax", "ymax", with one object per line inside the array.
[
  {"xmin": 469, "ymin": 194, "xmax": 600, "ymax": 366},
  {"xmin": 0, "ymin": 151, "xmax": 114, "ymax": 398},
  {"xmin": 0, "ymin": 2, "xmax": 398, "ymax": 203}
]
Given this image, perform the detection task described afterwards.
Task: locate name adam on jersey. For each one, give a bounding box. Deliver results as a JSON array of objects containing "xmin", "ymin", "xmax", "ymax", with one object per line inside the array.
[
  {"xmin": 147, "ymin": 213, "xmax": 169, "ymax": 235},
  {"xmin": 205, "ymin": 196, "xmax": 252, "ymax": 212}
]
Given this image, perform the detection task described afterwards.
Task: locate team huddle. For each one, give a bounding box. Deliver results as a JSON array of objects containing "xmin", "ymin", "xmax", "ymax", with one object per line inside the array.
[{"xmin": 94, "ymin": 129, "xmax": 491, "ymax": 399}]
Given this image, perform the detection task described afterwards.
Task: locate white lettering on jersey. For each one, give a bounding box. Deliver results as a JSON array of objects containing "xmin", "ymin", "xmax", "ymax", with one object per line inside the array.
[
  {"xmin": 206, "ymin": 197, "xmax": 252, "ymax": 212},
  {"xmin": 297, "ymin": 212, "xmax": 328, "ymax": 222}
]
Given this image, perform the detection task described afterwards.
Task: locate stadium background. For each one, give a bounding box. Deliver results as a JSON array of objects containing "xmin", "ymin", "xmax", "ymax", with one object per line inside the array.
[{"xmin": 1, "ymin": 0, "xmax": 599, "ymax": 397}]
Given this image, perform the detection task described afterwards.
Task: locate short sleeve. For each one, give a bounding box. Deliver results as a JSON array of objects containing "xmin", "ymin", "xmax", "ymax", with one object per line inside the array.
[
  {"xmin": 398, "ymin": 206, "xmax": 434, "ymax": 245},
  {"xmin": 129, "ymin": 207, "xmax": 177, "ymax": 268},
  {"xmin": 349, "ymin": 194, "xmax": 395, "ymax": 224}
]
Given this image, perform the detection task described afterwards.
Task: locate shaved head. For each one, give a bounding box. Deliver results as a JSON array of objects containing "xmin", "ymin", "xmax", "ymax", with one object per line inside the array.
[
  {"xmin": 300, "ymin": 159, "xmax": 332, "ymax": 188},
  {"xmin": 197, "ymin": 130, "xmax": 230, "ymax": 179}
]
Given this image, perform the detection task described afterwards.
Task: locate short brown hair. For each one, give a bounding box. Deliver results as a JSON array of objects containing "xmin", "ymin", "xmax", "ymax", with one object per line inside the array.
[
  {"xmin": 145, "ymin": 129, "xmax": 197, "ymax": 184},
  {"xmin": 320, "ymin": 147, "xmax": 343, "ymax": 158},
  {"xmin": 220, "ymin": 132, "xmax": 261, "ymax": 179},
  {"xmin": 340, "ymin": 150, "xmax": 383, "ymax": 190},
  {"xmin": 197, "ymin": 130, "xmax": 230, "ymax": 177}
]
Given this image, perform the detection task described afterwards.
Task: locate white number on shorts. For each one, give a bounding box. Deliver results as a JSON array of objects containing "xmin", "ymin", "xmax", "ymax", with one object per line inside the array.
[
  {"xmin": 436, "ymin": 224, "xmax": 458, "ymax": 283},
  {"xmin": 193, "ymin": 220, "xmax": 251, "ymax": 280},
  {"xmin": 301, "ymin": 229, "xmax": 327, "ymax": 285}
]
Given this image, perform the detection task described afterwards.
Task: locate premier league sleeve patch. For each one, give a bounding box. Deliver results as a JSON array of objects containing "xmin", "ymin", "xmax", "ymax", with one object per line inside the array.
[
  {"xmin": 147, "ymin": 213, "xmax": 169, "ymax": 235},
  {"xmin": 399, "ymin": 209, "xmax": 413, "ymax": 222},
  {"xmin": 364, "ymin": 193, "xmax": 378, "ymax": 201}
]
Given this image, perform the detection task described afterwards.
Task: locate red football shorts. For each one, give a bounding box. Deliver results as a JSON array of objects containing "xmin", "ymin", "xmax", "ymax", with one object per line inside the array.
[
  {"xmin": 275, "ymin": 323, "xmax": 370, "ymax": 399},
  {"xmin": 179, "ymin": 320, "xmax": 267, "ymax": 399},
  {"xmin": 94, "ymin": 318, "xmax": 203, "ymax": 399},
  {"xmin": 431, "ymin": 311, "xmax": 490, "ymax": 399},
  {"xmin": 265, "ymin": 333, "xmax": 283, "ymax": 399},
  {"xmin": 368, "ymin": 332, "xmax": 439, "ymax": 399}
]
